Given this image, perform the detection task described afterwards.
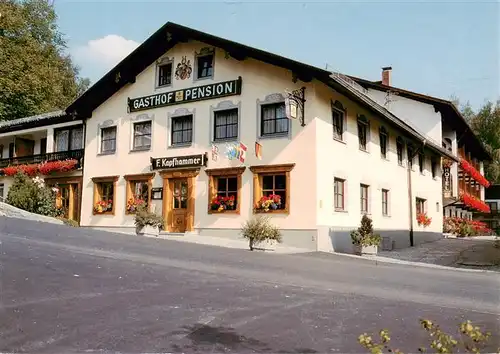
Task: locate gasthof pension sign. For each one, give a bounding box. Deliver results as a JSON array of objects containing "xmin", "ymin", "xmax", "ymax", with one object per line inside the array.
[{"xmin": 128, "ymin": 77, "xmax": 242, "ymax": 113}]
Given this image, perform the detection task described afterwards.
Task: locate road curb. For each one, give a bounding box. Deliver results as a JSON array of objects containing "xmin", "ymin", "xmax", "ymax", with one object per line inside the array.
[{"xmin": 327, "ymin": 251, "xmax": 499, "ymax": 274}]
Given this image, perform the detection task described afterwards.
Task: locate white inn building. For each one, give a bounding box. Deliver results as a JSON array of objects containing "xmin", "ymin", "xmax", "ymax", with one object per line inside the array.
[{"xmin": 1, "ymin": 22, "xmax": 491, "ymax": 253}]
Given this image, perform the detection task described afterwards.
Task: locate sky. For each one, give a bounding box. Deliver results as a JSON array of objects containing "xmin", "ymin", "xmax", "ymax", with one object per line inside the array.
[{"xmin": 53, "ymin": 0, "xmax": 499, "ymax": 111}]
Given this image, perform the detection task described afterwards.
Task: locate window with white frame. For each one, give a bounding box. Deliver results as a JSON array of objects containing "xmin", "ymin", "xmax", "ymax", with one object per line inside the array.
[
  {"xmin": 100, "ymin": 126, "xmax": 117, "ymax": 154},
  {"xmin": 331, "ymin": 100, "xmax": 345, "ymax": 140},
  {"xmin": 261, "ymin": 103, "xmax": 289, "ymax": 136},
  {"xmin": 382, "ymin": 189, "xmax": 389, "ymax": 216},
  {"xmin": 214, "ymin": 108, "xmax": 238, "ymax": 141},
  {"xmin": 360, "ymin": 184, "xmax": 369, "ymax": 213},
  {"xmin": 416, "ymin": 197, "xmax": 426, "ymax": 214},
  {"xmin": 418, "ymin": 151, "xmax": 425, "ymax": 173},
  {"xmin": 379, "ymin": 126, "xmax": 388, "ymax": 159},
  {"xmin": 196, "ymin": 53, "xmax": 214, "ymax": 79},
  {"xmin": 334, "ymin": 178, "xmax": 345, "ymax": 211},
  {"xmin": 158, "ymin": 63, "xmax": 172, "ymax": 87},
  {"xmin": 396, "ymin": 137, "xmax": 404, "ymax": 165},
  {"xmin": 171, "ymin": 115, "xmax": 193, "ymax": 145},
  {"xmin": 132, "ymin": 121, "xmax": 152, "ymax": 150},
  {"xmin": 357, "ymin": 115, "xmax": 368, "ymax": 151}
]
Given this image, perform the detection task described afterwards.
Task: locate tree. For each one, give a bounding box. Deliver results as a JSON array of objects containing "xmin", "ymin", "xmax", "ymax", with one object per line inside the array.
[
  {"xmin": 0, "ymin": 0, "xmax": 90, "ymax": 121},
  {"xmin": 453, "ymin": 95, "xmax": 500, "ymax": 184},
  {"xmin": 467, "ymin": 100, "xmax": 500, "ymax": 183}
]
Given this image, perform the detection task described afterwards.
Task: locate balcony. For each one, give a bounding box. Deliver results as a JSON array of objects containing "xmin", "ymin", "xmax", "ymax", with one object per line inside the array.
[{"xmin": 0, "ymin": 149, "xmax": 84, "ymax": 169}]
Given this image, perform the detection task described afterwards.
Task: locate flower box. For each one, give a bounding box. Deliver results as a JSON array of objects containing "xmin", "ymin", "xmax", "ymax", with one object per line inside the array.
[
  {"xmin": 136, "ymin": 225, "xmax": 160, "ymax": 238},
  {"xmin": 94, "ymin": 200, "xmax": 113, "ymax": 214},
  {"xmin": 255, "ymin": 194, "xmax": 282, "ymax": 212},
  {"xmin": 210, "ymin": 195, "xmax": 236, "ymax": 212},
  {"xmin": 353, "ymin": 244, "xmax": 378, "ymax": 256},
  {"xmin": 417, "ymin": 213, "xmax": 432, "ymax": 227}
]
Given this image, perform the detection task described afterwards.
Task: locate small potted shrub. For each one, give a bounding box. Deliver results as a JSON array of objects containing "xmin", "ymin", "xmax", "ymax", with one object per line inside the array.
[
  {"xmin": 134, "ymin": 205, "xmax": 164, "ymax": 237},
  {"xmin": 350, "ymin": 214, "xmax": 382, "ymax": 255},
  {"xmin": 241, "ymin": 215, "xmax": 282, "ymax": 251}
]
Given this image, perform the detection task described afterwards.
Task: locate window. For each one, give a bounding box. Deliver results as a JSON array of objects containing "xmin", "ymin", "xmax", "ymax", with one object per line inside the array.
[
  {"xmin": 357, "ymin": 115, "xmax": 368, "ymax": 151},
  {"xmin": 133, "ymin": 121, "xmax": 152, "ymax": 150},
  {"xmin": 196, "ymin": 54, "xmax": 214, "ymax": 79},
  {"xmin": 0, "ymin": 144, "xmax": 3, "ymax": 159},
  {"xmin": 418, "ymin": 151, "xmax": 425, "ymax": 173},
  {"xmin": 407, "ymin": 143, "xmax": 414, "ymax": 168},
  {"xmin": 488, "ymin": 202, "xmax": 498, "ymax": 213},
  {"xmin": 8, "ymin": 143, "xmax": 14, "ymax": 158},
  {"xmin": 331, "ymin": 101, "xmax": 345, "ymax": 140},
  {"xmin": 382, "ymin": 189, "xmax": 389, "ymax": 216},
  {"xmin": 431, "ymin": 157, "xmax": 437, "ymax": 178},
  {"xmin": 360, "ymin": 184, "xmax": 369, "ymax": 214},
  {"xmin": 416, "ymin": 198, "xmax": 426, "ymax": 214},
  {"xmin": 100, "ymin": 126, "xmax": 117, "ymax": 154},
  {"xmin": 379, "ymin": 126, "xmax": 388, "ymax": 159},
  {"xmin": 396, "ymin": 137, "xmax": 404, "ymax": 165},
  {"xmin": 40, "ymin": 138, "xmax": 47, "ymax": 155},
  {"xmin": 214, "ymin": 109, "xmax": 238, "ymax": 141},
  {"xmin": 171, "ymin": 115, "xmax": 193, "ymax": 145},
  {"xmin": 0, "ymin": 183, "xmax": 4, "ymax": 201},
  {"xmin": 261, "ymin": 103, "xmax": 289, "ymax": 136},
  {"xmin": 158, "ymin": 63, "xmax": 172, "ymax": 87},
  {"xmin": 124, "ymin": 173, "xmax": 154, "ymax": 214},
  {"xmin": 206, "ymin": 167, "xmax": 245, "ymax": 213},
  {"xmin": 334, "ymin": 178, "xmax": 345, "ymax": 211},
  {"xmin": 250, "ymin": 164, "xmax": 295, "ymax": 214},
  {"xmin": 92, "ymin": 176, "xmax": 118, "ymax": 215},
  {"xmin": 54, "ymin": 125, "xmax": 84, "ymax": 152}
]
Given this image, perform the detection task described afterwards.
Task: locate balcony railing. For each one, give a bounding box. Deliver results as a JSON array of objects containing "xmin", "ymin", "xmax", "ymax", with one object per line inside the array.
[{"xmin": 0, "ymin": 149, "xmax": 84, "ymax": 168}]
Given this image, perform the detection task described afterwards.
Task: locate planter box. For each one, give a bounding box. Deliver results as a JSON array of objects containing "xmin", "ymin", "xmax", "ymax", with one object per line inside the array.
[
  {"xmin": 353, "ymin": 244, "xmax": 378, "ymax": 256},
  {"xmin": 136, "ymin": 225, "xmax": 160, "ymax": 238}
]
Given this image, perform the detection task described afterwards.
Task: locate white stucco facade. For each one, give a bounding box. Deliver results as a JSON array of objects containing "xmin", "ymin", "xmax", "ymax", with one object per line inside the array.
[{"xmin": 79, "ymin": 38, "xmax": 445, "ymax": 252}]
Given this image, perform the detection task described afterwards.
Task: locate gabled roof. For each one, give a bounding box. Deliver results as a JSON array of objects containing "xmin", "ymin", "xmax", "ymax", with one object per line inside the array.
[
  {"xmin": 65, "ymin": 22, "xmax": 456, "ymax": 161},
  {"xmin": 0, "ymin": 111, "xmax": 74, "ymax": 134},
  {"xmin": 349, "ymin": 76, "xmax": 492, "ymax": 161}
]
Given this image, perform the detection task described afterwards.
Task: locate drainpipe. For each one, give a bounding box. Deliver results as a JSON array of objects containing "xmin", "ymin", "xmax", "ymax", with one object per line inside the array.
[{"xmin": 408, "ymin": 139, "xmax": 427, "ymax": 247}]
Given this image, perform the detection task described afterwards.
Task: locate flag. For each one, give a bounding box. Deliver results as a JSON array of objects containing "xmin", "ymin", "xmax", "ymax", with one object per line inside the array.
[
  {"xmin": 238, "ymin": 142, "xmax": 247, "ymax": 163},
  {"xmin": 255, "ymin": 142, "xmax": 262, "ymax": 160}
]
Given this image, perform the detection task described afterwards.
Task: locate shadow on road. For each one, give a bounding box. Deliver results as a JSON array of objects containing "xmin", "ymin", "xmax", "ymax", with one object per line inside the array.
[{"xmin": 170, "ymin": 323, "xmax": 318, "ymax": 353}]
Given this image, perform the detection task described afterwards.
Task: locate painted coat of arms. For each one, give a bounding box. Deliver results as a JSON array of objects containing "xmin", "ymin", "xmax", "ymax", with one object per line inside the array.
[{"xmin": 175, "ymin": 56, "xmax": 192, "ymax": 80}]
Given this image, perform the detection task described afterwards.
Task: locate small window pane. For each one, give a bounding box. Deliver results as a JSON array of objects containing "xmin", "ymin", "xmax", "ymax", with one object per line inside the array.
[
  {"xmin": 262, "ymin": 175, "xmax": 274, "ymax": 190},
  {"xmin": 227, "ymin": 177, "xmax": 237, "ymax": 191},
  {"xmin": 217, "ymin": 177, "xmax": 227, "ymax": 192},
  {"xmin": 274, "ymin": 175, "xmax": 286, "ymax": 189}
]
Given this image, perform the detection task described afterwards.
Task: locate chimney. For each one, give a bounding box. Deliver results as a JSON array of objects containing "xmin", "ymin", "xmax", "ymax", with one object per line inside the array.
[{"xmin": 381, "ymin": 66, "xmax": 392, "ymax": 86}]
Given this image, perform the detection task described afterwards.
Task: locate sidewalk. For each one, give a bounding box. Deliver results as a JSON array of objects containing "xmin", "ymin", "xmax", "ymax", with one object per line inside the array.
[
  {"xmin": 157, "ymin": 232, "xmax": 311, "ymax": 254},
  {"xmin": 375, "ymin": 236, "xmax": 500, "ymax": 271}
]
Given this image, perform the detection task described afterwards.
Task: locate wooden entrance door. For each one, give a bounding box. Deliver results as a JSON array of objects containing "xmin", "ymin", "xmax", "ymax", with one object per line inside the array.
[
  {"xmin": 169, "ymin": 178, "xmax": 188, "ymax": 233},
  {"xmin": 55, "ymin": 183, "xmax": 80, "ymax": 222}
]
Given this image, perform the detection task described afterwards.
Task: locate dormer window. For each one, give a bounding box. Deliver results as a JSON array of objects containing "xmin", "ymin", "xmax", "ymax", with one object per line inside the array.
[
  {"xmin": 195, "ymin": 47, "xmax": 215, "ymax": 81},
  {"xmin": 197, "ymin": 55, "xmax": 213, "ymax": 79},
  {"xmin": 158, "ymin": 63, "xmax": 172, "ymax": 87},
  {"xmin": 156, "ymin": 57, "xmax": 173, "ymax": 88}
]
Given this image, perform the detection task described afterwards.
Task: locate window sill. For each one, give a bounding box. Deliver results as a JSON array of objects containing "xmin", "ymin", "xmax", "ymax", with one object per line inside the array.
[
  {"xmin": 258, "ymin": 133, "xmax": 289, "ymax": 141},
  {"xmin": 359, "ymin": 148, "xmax": 369, "ymax": 154},
  {"xmin": 398, "ymin": 163, "xmax": 405, "ymax": 168},
  {"xmin": 93, "ymin": 211, "xmax": 114, "ymax": 216},
  {"xmin": 335, "ymin": 208, "xmax": 348, "ymax": 213},
  {"xmin": 212, "ymin": 138, "xmax": 238, "ymax": 144},
  {"xmin": 155, "ymin": 83, "xmax": 172, "ymax": 90},
  {"xmin": 208, "ymin": 209, "xmax": 240, "ymax": 215},
  {"xmin": 333, "ymin": 137, "xmax": 346, "ymax": 144},
  {"xmin": 254, "ymin": 209, "xmax": 289, "ymax": 214},
  {"xmin": 130, "ymin": 147, "xmax": 151, "ymax": 153},
  {"xmin": 97, "ymin": 151, "xmax": 116, "ymax": 156},
  {"xmin": 382, "ymin": 214, "xmax": 391, "ymax": 218},
  {"xmin": 381, "ymin": 156, "xmax": 389, "ymax": 162},
  {"xmin": 168, "ymin": 143, "xmax": 193, "ymax": 149},
  {"xmin": 194, "ymin": 75, "xmax": 213, "ymax": 82}
]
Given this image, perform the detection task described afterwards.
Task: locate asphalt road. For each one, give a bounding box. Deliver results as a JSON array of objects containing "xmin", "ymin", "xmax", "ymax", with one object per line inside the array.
[{"xmin": 1, "ymin": 217, "xmax": 499, "ymax": 353}]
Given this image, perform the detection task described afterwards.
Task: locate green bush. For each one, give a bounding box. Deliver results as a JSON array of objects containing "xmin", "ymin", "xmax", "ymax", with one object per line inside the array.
[
  {"xmin": 134, "ymin": 205, "xmax": 164, "ymax": 229},
  {"xmin": 241, "ymin": 215, "xmax": 282, "ymax": 251},
  {"xmin": 351, "ymin": 214, "xmax": 382, "ymax": 247},
  {"xmin": 5, "ymin": 172, "xmax": 60, "ymax": 217},
  {"xmin": 358, "ymin": 319, "xmax": 497, "ymax": 354}
]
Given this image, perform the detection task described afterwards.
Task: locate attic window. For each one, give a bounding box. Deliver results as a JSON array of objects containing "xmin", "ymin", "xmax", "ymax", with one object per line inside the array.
[
  {"xmin": 158, "ymin": 63, "xmax": 172, "ymax": 87},
  {"xmin": 196, "ymin": 54, "xmax": 214, "ymax": 79}
]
